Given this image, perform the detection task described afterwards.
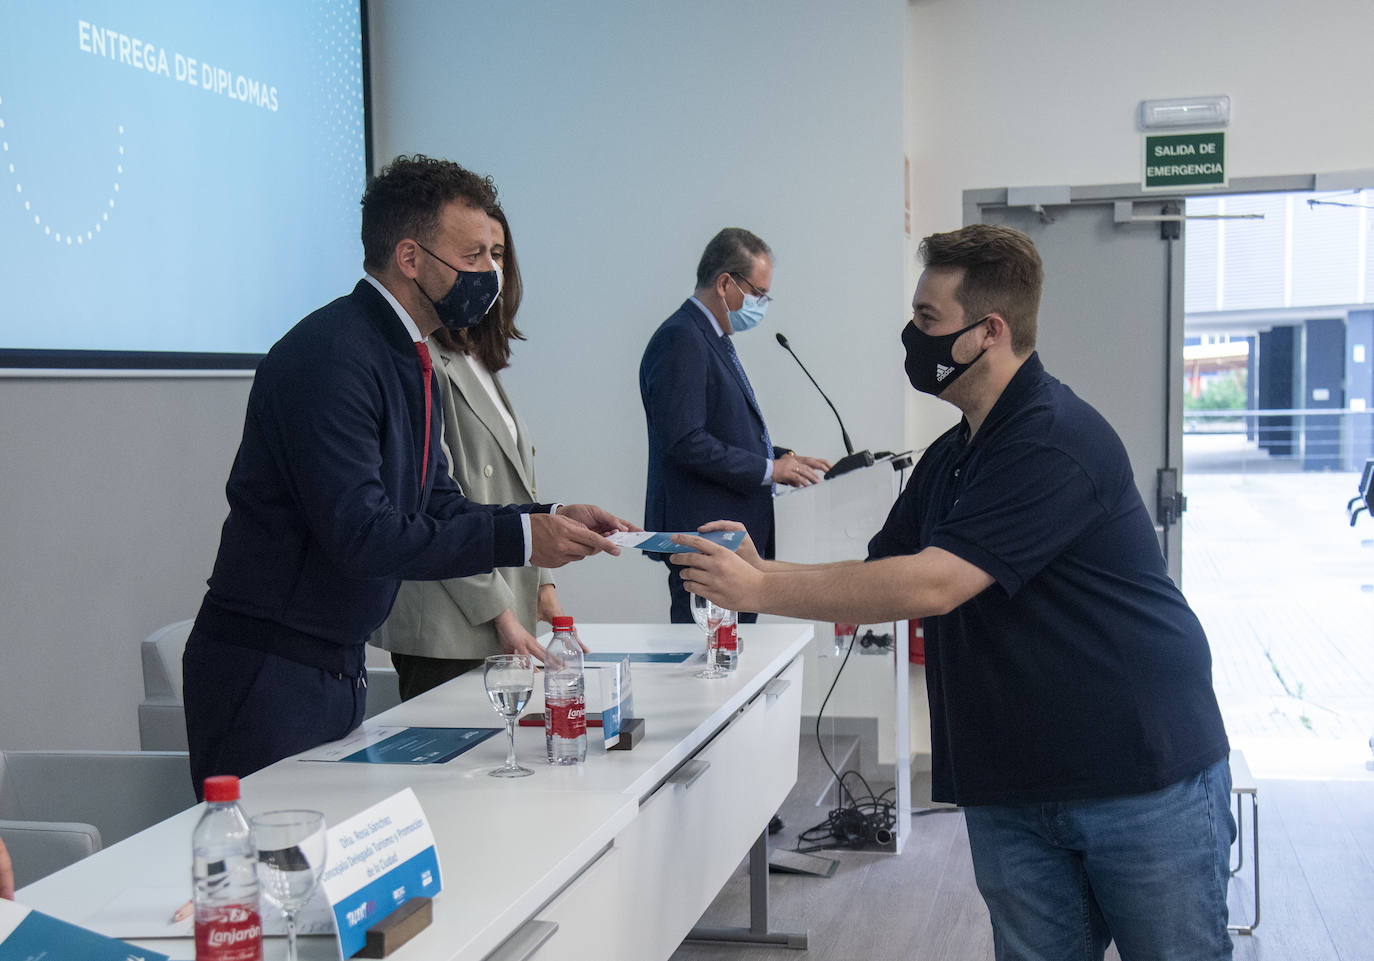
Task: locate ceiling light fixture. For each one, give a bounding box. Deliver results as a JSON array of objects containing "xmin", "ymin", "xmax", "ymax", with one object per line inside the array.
[{"xmin": 1138, "ymin": 96, "xmax": 1230, "ymax": 130}]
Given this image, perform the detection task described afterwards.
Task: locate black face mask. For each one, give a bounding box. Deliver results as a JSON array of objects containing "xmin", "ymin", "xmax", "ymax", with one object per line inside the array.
[
  {"xmin": 415, "ymin": 242, "xmax": 500, "ymax": 330},
  {"xmin": 902, "ymin": 317, "xmax": 989, "ymax": 396}
]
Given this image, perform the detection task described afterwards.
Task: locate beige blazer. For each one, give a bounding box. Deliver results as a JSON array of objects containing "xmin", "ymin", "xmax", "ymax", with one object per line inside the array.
[{"xmin": 373, "ymin": 342, "xmax": 553, "ymax": 660}]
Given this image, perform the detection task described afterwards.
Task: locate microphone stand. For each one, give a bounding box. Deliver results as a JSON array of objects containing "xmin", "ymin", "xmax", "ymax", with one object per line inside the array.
[{"xmin": 775, "ymin": 332, "xmax": 874, "ymax": 479}]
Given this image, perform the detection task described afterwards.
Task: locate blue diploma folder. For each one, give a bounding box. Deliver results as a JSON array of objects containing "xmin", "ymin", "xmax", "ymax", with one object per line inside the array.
[
  {"xmin": 0, "ymin": 906, "xmax": 170, "ymax": 961},
  {"xmin": 629, "ymin": 530, "xmax": 745, "ymax": 554},
  {"xmin": 339, "ymin": 727, "xmax": 500, "ymax": 765}
]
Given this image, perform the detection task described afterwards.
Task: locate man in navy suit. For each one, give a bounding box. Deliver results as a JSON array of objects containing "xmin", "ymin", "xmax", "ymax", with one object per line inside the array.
[
  {"xmin": 184, "ymin": 156, "xmax": 631, "ymax": 794},
  {"xmin": 639, "ymin": 228, "xmax": 831, "ymax": 623}
]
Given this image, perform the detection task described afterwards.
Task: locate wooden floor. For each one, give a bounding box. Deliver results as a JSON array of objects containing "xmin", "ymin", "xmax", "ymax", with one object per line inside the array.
[{"xmin": 671, "ymin": 740, "xmax": 1374, "ymax": 961}]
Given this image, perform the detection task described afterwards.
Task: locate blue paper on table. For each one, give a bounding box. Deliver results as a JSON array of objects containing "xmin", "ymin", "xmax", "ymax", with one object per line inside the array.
[
  {"xmin": 0, "ymin": 901, "xmax": 170, "ymax": 961},
  {"xmin": 616, "ymin": 530, "xmax": 745, "ymax": 554},
  {"xmin": 584, "ymin": 651, "xmax": 695, "ymax": 664},
  {"xmin": 339, "ymin": 727, "xmax": 500, "ymax": 764}
]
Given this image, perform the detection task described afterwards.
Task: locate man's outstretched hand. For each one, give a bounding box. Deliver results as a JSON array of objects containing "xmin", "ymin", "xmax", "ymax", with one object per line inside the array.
[
  {"xmin": 557, "ymin": 504, "xmax": 641, "ymax": 535},
  {"xmin": 529, "ymin": 513, "xmax": 617, "ymax": 567},
  {"xmin": 695, "ymin": 520, "xmax": 764, "ymax": 569},
  {"xmin": 528, "ymin": 505, "xmax": 642, "ymax": 568},
  {"xmin": 669, "ymin": 531, "xmax": 765, "ymax": 613}
]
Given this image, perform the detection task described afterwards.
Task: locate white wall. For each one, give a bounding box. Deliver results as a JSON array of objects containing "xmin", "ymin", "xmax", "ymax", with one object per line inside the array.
[
  {"xmin": 0, "ymin": 0, "xmax": 907, "ymax": 753},
  {"xmin": 370, "ymin": 0, "xmax": 909, "ymax": 624},
  {"xmin": 903, "ymin": 0, "xmax": 1374, "ymax": 446},
  {"xmin": 893, "ymin": 0, "xmax": 1374, "ymax": 758},
  {"xmin": 0, "ymin": 376, "xmax": 249, "ymax": 749},
  {"xmin": 8, "ymin": 0, "xmax": 1373, "ymax": 751}
]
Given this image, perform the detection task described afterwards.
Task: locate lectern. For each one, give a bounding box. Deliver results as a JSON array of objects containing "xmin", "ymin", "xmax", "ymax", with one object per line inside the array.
[{"xmin": 770, "ymin": 455, "xmax": 916, "ymax": 853}]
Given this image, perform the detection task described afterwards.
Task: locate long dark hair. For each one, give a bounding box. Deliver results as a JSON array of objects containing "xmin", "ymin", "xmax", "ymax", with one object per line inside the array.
[{"xmin": 433, "ymin": 203, "xmax": 526, "ymax": 371}]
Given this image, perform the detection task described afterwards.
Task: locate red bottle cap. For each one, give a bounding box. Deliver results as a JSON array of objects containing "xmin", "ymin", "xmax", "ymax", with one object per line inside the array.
[
  {"xmin": 552, "ymin": 616, "xmax": 574, "ymax": 631},
  {"xmin": 202, "ymin": 775, "xmax": 241, "ymax": 803}
]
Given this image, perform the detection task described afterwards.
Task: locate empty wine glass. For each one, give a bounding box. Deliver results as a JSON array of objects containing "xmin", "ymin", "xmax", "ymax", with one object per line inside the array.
[
  {"xmin": 484, "ymin": 653, "xmax": 534, "ymax": 777},
  {"xmin": 252, "ymin": 809, "xmax": 327, "ymax": 961},
  {"xmin": 690, "ymin": 592, "xmax": 726, "ymax": 679}
]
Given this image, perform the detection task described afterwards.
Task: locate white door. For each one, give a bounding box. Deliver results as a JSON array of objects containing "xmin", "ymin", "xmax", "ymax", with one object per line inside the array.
[{"xmin": 967, "ymin": 192, "xmax": 1187, "ymax": 583}]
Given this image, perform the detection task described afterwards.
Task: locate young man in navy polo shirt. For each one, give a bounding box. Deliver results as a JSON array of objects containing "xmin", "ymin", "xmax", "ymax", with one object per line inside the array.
[{"xmin": 674, "ymin": 224, "xmax": 1234, "ymax": 960}]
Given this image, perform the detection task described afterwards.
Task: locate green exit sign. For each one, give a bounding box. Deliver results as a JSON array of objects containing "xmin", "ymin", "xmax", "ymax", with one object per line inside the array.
[{"xmin": 1143, "ymin": 131, "xmax": 1226, "ymax": 189}]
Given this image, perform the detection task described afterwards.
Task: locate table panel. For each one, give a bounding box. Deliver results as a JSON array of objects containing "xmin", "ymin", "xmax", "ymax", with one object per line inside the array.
[{"xmin": 17, "ymin": 623, "xmax": 812, "ymax": 961}]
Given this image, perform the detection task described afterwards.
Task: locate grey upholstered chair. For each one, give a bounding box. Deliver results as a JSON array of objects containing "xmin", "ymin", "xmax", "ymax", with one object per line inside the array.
[
  {"xmin": 0, "ymin": 749, "xmax": 195, "ymax": 888},
  {"xmin": 138, "ymin": 619, "xmax": 404, "ymax": 751}
]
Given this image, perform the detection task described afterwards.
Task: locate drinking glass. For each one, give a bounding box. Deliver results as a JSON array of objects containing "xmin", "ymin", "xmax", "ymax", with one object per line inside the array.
[
  {"xmin": 484, "ymin": 653, "xmax": 534, "ymax": 777},
  {"xmin": 690, "ymin": 592, "xmax": 726, "ymax": 679},
  {"xmin": 252, "ymin": 809, "xmax": 327, "ymax": 961}
]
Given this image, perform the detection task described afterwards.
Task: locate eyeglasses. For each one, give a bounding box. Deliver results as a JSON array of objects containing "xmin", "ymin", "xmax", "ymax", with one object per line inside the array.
[{"xmin": 730, "ymin": 273, "xmax": 773, "ymax": 306}]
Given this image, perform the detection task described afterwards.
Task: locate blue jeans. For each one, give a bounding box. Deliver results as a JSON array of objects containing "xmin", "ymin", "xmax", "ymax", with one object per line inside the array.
[{"xmin": 963, "ymin": 756, "xmax": 1235, "ymax": 961}]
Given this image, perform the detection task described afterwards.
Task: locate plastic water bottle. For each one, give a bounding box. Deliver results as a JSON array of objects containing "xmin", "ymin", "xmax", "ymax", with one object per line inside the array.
[
  {"xmin": 714, "ymin": 608, "xmax": 739, "ymax": 672},
  {"xmin": 193, "ymin": 775, "xmax": 263, "ymax": 961},
  {"xmin": 834, "ymin": 623, "xmax": 857, "ymax": 657},
  {"xmin": 545, "ymin": 615, "xmax": 587, "ymax": 764}
]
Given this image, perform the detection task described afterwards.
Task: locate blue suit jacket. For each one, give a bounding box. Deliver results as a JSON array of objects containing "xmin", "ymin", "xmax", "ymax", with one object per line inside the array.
[
  {"xmin": 639, "ymin": 299, "xmax": 784, "ymax": 557},
  {"xmin": 195, "ymin": 279, "xmax": 546, "ymax": 674}
]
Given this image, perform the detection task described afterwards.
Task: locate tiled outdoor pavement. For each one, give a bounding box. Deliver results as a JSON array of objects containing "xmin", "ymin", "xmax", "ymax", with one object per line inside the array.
[{"xmin": 1181, "ymin": 461, "xmax": 1374, "ymax": 777}]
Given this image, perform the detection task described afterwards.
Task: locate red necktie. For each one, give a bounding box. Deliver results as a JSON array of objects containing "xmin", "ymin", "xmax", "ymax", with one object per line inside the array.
[{"xmin": 415, "ymin": 341, "xmax": 433, "ymax": 493}]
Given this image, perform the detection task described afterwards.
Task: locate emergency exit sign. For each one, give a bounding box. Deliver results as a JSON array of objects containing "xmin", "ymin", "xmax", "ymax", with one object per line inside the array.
[{"xmin": 1143, "ymin": 131, "xmax": 1226, "ymax": 189}]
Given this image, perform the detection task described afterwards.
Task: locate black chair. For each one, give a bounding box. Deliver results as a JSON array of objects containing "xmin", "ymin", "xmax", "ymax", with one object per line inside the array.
[{"xmin": 1347, "ymin": 457, "xmax": 1374, "ymax": 526}]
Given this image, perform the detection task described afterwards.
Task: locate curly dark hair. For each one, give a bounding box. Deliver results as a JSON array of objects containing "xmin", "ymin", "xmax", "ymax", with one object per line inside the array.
[
  {"xmin": 434, "ymin": 203, "xmax": 527, "ymax": 372},
  {"xmin": 919, "ymin": 224, "xmax": 1043, "ymax": 355},
  {"xmin": 361, "ymin": 155, "xmax": 498, "ymax": 271}
]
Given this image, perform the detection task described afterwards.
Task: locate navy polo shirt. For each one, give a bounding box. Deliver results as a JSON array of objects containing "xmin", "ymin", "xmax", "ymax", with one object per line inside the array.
[{"xmin": 869, "ymin": 353, "xmax": 1228, "ymax": 806}]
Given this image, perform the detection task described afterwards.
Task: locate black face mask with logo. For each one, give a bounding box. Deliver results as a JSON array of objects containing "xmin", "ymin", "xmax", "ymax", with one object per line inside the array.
[{"xmin": 901, "ymin": 317, "xmax": 989, "ymax": 396}]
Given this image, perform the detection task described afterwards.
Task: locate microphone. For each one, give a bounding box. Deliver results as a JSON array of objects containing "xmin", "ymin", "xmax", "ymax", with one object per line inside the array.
[{"xmin": 775, "ymin": 332, "xmax": 874, "ymax": 479}]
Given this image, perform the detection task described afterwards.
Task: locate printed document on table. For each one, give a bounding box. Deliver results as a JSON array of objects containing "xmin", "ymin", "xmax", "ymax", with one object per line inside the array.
[
  {"xmin": 83, "ymin": 885, "xmax": 335, "ymax": 940},
  {"xmin": 584, "ymin": 651, "xmax": 694, "ymax": 664},
  {"xmin": 297, "ymin": 725, "xmax": 500, "ymax": 764}
]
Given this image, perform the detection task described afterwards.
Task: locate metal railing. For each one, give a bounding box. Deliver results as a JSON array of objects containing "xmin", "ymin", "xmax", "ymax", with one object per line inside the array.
[{"xmin": 1183, "ymin": 407, "xmax": 1374, "ymax": 474}]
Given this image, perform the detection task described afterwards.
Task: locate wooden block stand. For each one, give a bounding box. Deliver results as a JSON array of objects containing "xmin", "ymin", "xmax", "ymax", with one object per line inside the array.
[{"xmin": 356, "ymin": 897, "xmax": 433, "ymax": 957}]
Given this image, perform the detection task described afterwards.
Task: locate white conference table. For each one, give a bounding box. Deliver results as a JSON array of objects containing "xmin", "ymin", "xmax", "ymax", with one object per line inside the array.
[{"xmin": 19, "ymin": 622, "xmax": 812, "ymax": 961}]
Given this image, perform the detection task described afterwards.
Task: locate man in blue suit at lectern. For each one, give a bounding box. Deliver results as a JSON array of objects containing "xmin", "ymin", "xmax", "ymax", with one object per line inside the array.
[{"xmin": 639, "ymin": 228, "xmax": 831, "ymax": 623}]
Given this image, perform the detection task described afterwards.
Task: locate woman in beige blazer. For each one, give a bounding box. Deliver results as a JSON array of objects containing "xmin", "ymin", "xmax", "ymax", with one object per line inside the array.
[{"xmin": 374, "ymin": 204, "xmax": 574, "ymax": 701}]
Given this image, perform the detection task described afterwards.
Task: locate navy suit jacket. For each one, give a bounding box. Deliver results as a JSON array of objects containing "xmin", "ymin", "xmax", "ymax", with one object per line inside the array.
[
  {"xmin": 195, "ymin": 279, "xmax": 546, "ymax": 674},
  {"xmin": 640, "ymin": 299, "xmax": 784, "ymax": 557}
]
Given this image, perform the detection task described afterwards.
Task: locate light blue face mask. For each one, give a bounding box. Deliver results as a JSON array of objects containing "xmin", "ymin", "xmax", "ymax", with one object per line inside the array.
[{"xmin": 727, "ymin": 275, "xmax": 769, "ymax": 332}]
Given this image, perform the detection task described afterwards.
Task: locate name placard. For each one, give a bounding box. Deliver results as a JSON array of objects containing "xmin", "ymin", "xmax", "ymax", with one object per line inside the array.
[
  {"xmin": 320, "ymin": 788, "xmax": 441, "ymax": 958},
  {"xmin": 586, "ymin": 659, "xmax": 634, "ymax": 750}
]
